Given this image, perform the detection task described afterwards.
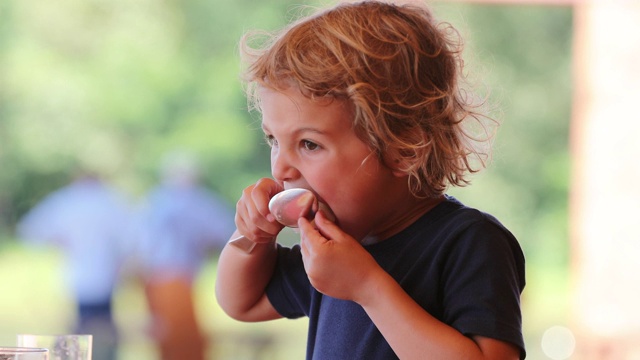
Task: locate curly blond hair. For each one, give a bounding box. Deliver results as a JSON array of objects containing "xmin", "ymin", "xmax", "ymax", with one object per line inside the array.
[{"xmin": 240, "ymin": 1, "xmax": 495, "ymax": 198}]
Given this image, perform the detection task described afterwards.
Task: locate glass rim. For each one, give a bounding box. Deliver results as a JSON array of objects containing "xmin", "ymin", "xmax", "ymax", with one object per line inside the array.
[
  {"xmin": 16, "ymin": 334, "xmax": 92, "ymax": 337},
  {"xmin": 0, "ymin": 346, "xmax": 49, "ymax": 353}
]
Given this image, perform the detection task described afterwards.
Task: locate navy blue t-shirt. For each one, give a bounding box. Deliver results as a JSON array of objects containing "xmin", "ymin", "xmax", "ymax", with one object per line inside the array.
[{"xmin": 266, "ymin": 196, "xmax": 526, "ymax": 359}]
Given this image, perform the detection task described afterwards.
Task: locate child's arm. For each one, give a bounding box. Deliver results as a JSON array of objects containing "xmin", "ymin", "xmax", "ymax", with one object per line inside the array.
[
  {"xmin": 215, "ymin": 179, "xmax": 285, "ymax": 322},
  {"xmin": 216, "ymin": 236, "xmax": 281, "ymax": 321},
  {"xmin": 298, "ymin": 212, "xmax": 521, "ymax": 360},
  {"xmin": 358, "ymin": 268, "xmax": 520, "ymax": 359}
]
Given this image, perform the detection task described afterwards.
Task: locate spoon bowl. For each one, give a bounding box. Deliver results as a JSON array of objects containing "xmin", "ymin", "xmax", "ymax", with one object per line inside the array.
[
  {"xmin": 269, "ymin": 188, "xmax": 316, "ymax": 227},
  {"xmin": 229, "ymin": 188, "xmax": 334, "ymax": 253}
]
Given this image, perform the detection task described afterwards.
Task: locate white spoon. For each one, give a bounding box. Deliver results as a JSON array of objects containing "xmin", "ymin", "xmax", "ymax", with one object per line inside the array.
[{"xmin": 228, "ymin": 188, "xmax": 334, "ymax": 253}]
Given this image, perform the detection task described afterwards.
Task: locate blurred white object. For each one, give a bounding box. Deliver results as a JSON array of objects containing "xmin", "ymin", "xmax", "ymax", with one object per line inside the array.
[
  {"xmin": 0, "ymin": 346, "xmax": 49, "ymax": 360},
  {"xmin": 17, "ymin": 334, "xmax": 92, "ymax": 360}
]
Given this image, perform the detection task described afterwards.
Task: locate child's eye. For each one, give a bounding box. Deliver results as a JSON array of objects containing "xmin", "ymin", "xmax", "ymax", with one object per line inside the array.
[
  {"xmin": 264, "ymin": 134, "xmax": 278, "ymax": 147},
  {"xmin": 302, "ymin": 140, "xmax": 319, "ymax": 151}
]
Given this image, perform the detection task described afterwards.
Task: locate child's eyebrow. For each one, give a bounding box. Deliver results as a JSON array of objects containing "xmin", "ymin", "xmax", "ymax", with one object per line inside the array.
[
  {"xmin": 295, "ymin": 127, "xmax": 326, "ymax": 136},
  {"xmin": 261, "ymin": 123, "xmax": 327, "ymax": 137}
]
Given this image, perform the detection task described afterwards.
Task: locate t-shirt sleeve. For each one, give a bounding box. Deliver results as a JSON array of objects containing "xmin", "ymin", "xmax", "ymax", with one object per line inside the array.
[
  {"xmin": 265, "ymin": 244, "xmax": 314, "ymax": 319},
  {"xmin": 441, "ymin": 216, "xmax": 526, "ymax": 359}
]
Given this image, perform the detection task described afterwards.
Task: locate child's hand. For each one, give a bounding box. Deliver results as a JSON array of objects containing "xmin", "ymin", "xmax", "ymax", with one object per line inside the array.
[
  {"xmin": 298, "ymin": 211, "xmax": 382, "ymax": 303},
  {"xmin": 235, "ymin": 178, "xmax": 285, "ymax": 245}
]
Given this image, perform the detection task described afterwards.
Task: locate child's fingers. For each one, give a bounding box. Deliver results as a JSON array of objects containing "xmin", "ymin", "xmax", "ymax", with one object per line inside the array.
[
  {"xmin": 298, "ymin": 210, "xmax": 342, "ymax": 257},
  {"xmin": 298, "ymin": 217, "xmax": 322, "ymax": 246},
  {"xmin": 251, "ymin": 178, "xmax": 284, "ymax": 222},
  {"xmin": 312, "ymin": 210, "xmax": 340, "ymax": 240},
  {"xmin": 298, "ymin": 216, "xmax": 326, "ymax": 263},
  {"xmin": 298, "ymin": 210, "xmax": 337, "ymax": 240}
]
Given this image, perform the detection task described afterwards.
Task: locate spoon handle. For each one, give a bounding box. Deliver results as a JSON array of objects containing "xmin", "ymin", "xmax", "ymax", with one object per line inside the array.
[{"xmin": 228, "ymin": 235, "xmax": 257, "ymax": 253}]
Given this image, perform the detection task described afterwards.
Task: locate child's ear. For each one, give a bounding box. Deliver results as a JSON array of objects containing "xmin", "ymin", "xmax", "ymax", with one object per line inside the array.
[{"xmin": 390, "ymin": 157, "xmax": 411, "ymax": 177}]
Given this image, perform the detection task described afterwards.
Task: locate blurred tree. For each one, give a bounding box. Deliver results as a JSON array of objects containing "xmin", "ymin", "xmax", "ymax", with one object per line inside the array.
[
  {"xmin": 436, "ymin": 3, "xmax": 573, "ymax": 267},
  {"xmin": 0, "ymin": 0, "xmax": 301, "ymax": 233}
]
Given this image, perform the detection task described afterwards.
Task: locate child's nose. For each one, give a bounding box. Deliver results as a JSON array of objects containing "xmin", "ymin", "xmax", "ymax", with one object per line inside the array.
[{"xmin": 271, "ymin": 150, "xmax": 299, "ymax": 182}]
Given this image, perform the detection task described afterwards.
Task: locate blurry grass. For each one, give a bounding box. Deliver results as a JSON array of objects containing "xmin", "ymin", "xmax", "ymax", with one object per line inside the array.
[
  {"xmin": 1, "ymin": 240, "xmax": 569, "ymax": 359},
  {"xmin": 522, "ymin": 262, "xmax": 572, "ymax": 359},
  {"xmin": 0, "ymin": 241, "xmax": 308, "ymax": 359},
  {"xmin": 0, "ymin": 243, "xmax": 73, "ymax": 339}
]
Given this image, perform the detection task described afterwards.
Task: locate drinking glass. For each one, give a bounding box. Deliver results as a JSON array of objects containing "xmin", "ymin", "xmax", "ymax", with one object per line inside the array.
[
  {"xmin": 16, "ymin": 335, "xmax": 91, "ymax": 360},
  {"xmin": 0, "ymin": 347, "xmax": 49, "ymax": 360}
]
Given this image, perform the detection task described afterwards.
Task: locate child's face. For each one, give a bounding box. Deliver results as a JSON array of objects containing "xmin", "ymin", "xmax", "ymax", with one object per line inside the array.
[{"xmin": 260, "ymin": 85, "xmax": 409, "ymax": 241}]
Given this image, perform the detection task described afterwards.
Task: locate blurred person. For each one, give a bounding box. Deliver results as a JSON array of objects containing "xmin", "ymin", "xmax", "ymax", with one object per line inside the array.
[
  {"xmin": 135, "ymin": 151, "xmax": 234, "ymax": 360},
  {"xmin": 17, "ymin": 171, "xmax": 133, "ymax": 360}
]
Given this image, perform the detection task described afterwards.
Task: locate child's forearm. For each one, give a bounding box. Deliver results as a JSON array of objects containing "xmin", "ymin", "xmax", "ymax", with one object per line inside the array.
[
  {"xmin": 358, "ymin": 270, "xmax": 520, "ymax": 360},
  {"xmin": 215, "ymin": 231, "xmax": 279, "ymax": 321}
]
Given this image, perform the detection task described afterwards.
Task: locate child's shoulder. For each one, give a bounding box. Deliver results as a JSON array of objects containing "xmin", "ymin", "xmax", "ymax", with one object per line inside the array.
[
  {"xmin": 425, "ymin": 195, "xmax": 518, "ymax": 244},
  {"xmin": 436, "ymin": 195, "xmax": 498, "ymax": 220}
]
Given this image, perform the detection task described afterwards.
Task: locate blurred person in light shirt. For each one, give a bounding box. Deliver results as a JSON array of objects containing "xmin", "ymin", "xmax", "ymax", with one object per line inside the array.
[
  {"xmin": 17, "ymin": 170, "xmax": 133, "ymax": 360},
  {"xmin": 134, "ymin": 150, "xmax": 235, "ymax": 360}
]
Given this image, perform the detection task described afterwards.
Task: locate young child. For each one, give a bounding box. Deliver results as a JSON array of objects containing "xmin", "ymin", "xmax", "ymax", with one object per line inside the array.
[{"xmin": 216, "ymin": 1, "xmax": 526, "ymax": 359}]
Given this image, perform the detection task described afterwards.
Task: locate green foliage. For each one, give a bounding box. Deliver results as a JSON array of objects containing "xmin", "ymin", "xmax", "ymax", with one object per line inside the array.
[{"xmin": 0, "ymin": 0, "xmax": 296, "ymax": 226}]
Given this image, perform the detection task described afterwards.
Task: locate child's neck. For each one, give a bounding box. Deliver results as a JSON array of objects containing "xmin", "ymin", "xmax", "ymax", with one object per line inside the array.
[{"xmin": 360, "ymin": 194, "xmax": 445, "ymax": 245}]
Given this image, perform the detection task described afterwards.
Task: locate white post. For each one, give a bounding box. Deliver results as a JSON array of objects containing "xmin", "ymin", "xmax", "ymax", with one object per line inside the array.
[{"xmin": 570, "ymin": 1, "xmax": 640, "ymax": 358}]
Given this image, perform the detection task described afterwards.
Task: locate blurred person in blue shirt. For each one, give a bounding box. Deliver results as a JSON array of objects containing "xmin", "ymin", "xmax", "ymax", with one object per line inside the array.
[
  {"xmin": 17, "ymin": 171, "xmax": 133, "ymax": 360},
  {"xmin": 135, "ymin": 151, "xmax": 235, "ymax": 360}
]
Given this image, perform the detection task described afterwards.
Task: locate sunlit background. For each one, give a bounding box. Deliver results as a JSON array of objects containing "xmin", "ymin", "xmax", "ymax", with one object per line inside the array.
[{"xmin": 1, "ymin": 0, "xmax": 637, "ymax": 359}]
